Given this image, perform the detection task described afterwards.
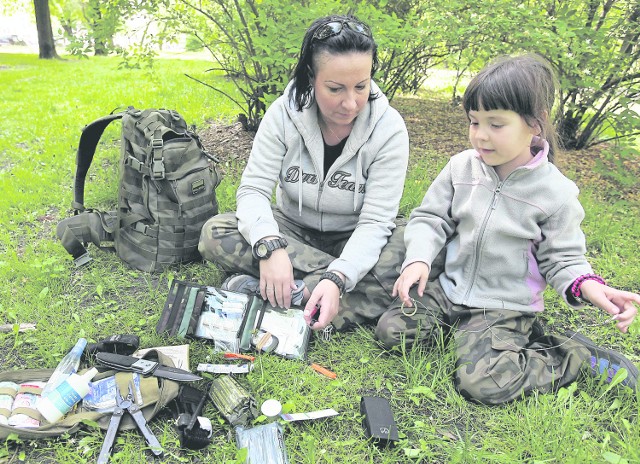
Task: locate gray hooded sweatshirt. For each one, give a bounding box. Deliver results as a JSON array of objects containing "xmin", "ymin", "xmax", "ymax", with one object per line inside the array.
[
  {"xmin": 236, "ymin": 80, "xmax": 409, "ymax": 291},
  {"xmin": 403, "ymin": 139, "xmax": 593, "ymax": 313}
]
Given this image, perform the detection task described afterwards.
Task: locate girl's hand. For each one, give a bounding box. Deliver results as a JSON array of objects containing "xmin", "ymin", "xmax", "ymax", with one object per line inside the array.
[
  {"xmin": 259, "ymin": 249, "xmax": 296, "ymax": 308},
  {"xmin": 304, "ymin": 280, "xmax": 341, "ymax": 330},
  {"xmin": 392, "ymin": 262, "xmax": 430, "ymax": 307},
  {"xmin": 580, "ymin": 280, "xmax": 640, "ymax": 333}
]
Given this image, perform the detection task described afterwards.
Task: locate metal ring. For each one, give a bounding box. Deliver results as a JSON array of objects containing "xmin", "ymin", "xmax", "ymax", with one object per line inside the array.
[{"xmin": 401, "ymin": 300, "xmax": 417, "ymax": 317}]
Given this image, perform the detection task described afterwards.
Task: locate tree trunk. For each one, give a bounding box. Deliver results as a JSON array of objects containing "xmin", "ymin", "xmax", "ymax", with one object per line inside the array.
[
  {"xmin": 33, "ymin": 0, "xmax": 59, "ymax": 59},
  {"xmin": 94, "ymin": 40, "xmax": 108, "ymax": 56}
]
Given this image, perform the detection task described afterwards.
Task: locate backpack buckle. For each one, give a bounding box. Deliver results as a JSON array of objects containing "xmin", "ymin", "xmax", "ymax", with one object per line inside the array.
[
  {"xmin": 151, "ymin": 159, "xmax": 165, "ymax": 179},
  {"xmin": 74, "ymin": 252, "xmax": 93, "ymax": 268},
  {"xmin": 151, "ymin": 138, "xmax": 163, "ymax": 149}
]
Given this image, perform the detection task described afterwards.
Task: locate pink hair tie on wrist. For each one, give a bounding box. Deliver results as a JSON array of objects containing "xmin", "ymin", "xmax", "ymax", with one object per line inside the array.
[{"xmin": 571, "ymin": 274, "xmax": 606, "ymax": 299}]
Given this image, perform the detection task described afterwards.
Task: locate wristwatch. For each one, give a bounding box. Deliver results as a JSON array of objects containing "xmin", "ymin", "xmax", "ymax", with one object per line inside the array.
[
  {"xmin": 252, "ymin": 237, "xmax": 288, "ymax": 260},
  {"xmin": 320, "ymin": 271, "xmax": 345, "ymax": 297}
]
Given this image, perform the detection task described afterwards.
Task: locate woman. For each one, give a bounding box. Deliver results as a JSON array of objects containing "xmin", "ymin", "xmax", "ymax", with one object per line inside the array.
[{"xmin": 199, "ymin": 14, "xmax": 410, "ymax": 332}]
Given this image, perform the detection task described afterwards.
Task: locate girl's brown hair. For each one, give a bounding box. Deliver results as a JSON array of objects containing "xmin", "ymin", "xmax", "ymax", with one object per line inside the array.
[{"xmin": 463, "ymin": 54, "xmax": 559, "ymax": 163}]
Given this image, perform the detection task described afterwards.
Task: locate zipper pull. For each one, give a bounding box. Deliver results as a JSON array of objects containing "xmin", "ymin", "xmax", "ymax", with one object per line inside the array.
[{"xmin": 492, "ymin": 183, "xmax": 503, "ymax": 209}]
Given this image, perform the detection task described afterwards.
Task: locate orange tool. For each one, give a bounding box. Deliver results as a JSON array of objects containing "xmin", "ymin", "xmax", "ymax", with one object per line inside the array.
[
  {"xmin": 224, "ymin": 352, "xmax": 256, "ymax": 362},
  {"xmin": 310, "ymin": 363, "xmax": 337, "ymax": 379}
]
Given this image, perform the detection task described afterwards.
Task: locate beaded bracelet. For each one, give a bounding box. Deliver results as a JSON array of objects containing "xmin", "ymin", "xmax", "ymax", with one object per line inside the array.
[
  {"xmin": 320, "ymin": 271, "xmax": 345, "ymax": 297},
  {"xmin": 570, "ymin": 274, "xmax": 606, "ymax": 299}
]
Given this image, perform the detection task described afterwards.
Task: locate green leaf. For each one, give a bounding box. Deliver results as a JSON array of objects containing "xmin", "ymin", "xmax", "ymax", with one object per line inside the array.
[
  {"xmin": 608, "ymin": 398, "xmax": 622, "ymax": 411},
  {"xmin": 408, "ymin": 386, "xmax": 437, "ymax": 400},
  {"xmin": 404, "ymin": 448, "xmax": 422, "ymax": 458},
  {"xmin": 602, "ymin": 451, "xmax": 628, "ymax": 464},
  {"xmin": 604, "ymin": 368, "xmax": 628, "ymax": 394}
]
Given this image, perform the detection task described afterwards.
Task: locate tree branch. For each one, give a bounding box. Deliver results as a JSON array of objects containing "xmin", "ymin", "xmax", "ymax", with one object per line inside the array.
[{"xmin": 184, "ymin": 73, "xmax": 247, "ymax": 113}]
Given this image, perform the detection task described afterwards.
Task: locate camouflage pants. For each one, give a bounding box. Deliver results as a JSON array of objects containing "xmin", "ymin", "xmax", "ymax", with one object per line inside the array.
[
  {"xmin": 198, "ymin": 208, "xmax": 406, "ymax": 331},
  {"xmin": 376, "ymin": 279, "xmax": 590, "ymax": 404}
]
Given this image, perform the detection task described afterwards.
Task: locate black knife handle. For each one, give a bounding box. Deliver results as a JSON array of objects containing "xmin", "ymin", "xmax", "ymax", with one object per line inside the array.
[{"xmin": 95, "ymin": 352, "xmax": 157, "ymax": 375}]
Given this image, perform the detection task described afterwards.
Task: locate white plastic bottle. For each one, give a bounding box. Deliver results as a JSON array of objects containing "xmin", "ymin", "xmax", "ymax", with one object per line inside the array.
[
  {"xmin": 37, "ymin": 367, "xmax": 98, "ymax": 424},
  {"xmin": 41, "ymin": 338, "xmax": 87, "ymax": 398}
]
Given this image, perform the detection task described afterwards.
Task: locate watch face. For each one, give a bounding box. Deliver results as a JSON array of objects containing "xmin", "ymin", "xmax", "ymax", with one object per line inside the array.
[{"xmin": 256, "ymin": 242, "xmax": 269, "ymax": 258}]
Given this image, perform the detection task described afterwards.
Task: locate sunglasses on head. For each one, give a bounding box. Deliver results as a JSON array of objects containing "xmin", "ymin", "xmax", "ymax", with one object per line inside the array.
[{"xmin": 312, "ymin": 20, "xmax": 372, "ymax": 41}]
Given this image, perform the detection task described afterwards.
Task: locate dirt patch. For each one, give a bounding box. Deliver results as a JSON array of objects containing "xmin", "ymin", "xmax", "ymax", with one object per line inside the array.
[{"xmin": 199, "ymin": 120, "xmax": 254, "ymax": 175}]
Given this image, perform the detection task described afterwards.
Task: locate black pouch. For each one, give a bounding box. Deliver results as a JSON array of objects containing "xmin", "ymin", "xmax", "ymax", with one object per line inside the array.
[
  {"xmin": 360, "ymin": 396, "xmax": 399, "ymax": 447},
  {"xmin": 83, "ymin": 334, "xmax": 140, "ymax": 361},
  {"xmin": 171, "ymin": 383, "xmax": 212, "ymax": 450}
]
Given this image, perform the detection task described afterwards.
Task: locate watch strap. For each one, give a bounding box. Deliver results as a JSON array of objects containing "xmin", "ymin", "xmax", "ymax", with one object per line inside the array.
[{"xmin": 253, "ymin": 237, "xmax": 288, "ymax": 259}]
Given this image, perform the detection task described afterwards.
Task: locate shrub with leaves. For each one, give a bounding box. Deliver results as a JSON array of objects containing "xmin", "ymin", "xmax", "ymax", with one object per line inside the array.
[
  {"xmin": 442, "ymin": 0, "xmax": 640, "ymax": 152},
  {"xmin": 172, "ymin": 0, "xmax": 453, "ymax": 128},
  {"xmin": 539, "ymin": 1, "xmax": 640, "ymax": 151}
]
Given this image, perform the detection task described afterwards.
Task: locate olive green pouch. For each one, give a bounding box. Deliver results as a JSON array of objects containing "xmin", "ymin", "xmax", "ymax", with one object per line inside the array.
[
  {"xmin": 0, "ymin": 350, "xmax": 179, "ymax": 441},
  {"xmin": 209, "ymin": 376, "xmax": 258, "ymax": 427}
]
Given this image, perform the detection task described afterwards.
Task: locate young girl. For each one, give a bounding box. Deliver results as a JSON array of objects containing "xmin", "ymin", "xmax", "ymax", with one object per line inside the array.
[{"xmin": 377, "ymin": 54, "xmax": 640, "ymax": 405}]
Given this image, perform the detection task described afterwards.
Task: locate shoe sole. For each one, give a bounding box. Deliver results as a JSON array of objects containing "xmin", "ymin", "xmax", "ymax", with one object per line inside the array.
[
  {"xmin": 221, "ymin": 273, "xmax": 259, "ymax": 293},
  {"xmin": 221, "ymin": 273, "xmax": 306, "ymax": 306},
  {"xmin": 566, "ymin": 330, "xmax": 639, "ymax": 389}
]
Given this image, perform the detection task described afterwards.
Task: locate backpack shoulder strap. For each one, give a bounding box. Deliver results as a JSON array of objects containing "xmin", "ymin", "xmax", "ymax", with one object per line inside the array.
[{"xmin": 73, "ymin": 111, "xmax": 125, "ymax": 211}]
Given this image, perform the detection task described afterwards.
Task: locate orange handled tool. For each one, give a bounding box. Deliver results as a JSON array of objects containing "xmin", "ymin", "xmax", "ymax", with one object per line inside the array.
[
  {"xmin": 224, "ymin": 352, "xmax": 256, "ymax": 362},
  {"xmin": 310, "ymin": 363, "xmax": 337, "ymax": 379}
]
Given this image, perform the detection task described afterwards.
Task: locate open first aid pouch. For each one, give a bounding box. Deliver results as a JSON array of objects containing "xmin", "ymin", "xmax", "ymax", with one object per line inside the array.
[{"xmin": 157, "ymin": 280, "xmax": 311, "ymax": 360}]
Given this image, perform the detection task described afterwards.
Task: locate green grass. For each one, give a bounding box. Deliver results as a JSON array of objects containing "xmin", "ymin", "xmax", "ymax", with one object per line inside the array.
[{"xmin": 1, "ymin": 53, "xmax": 639, "ymax": 463}]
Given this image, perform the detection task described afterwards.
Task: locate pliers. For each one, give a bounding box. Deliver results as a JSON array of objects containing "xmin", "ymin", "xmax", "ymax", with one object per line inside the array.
[{"xmin": 97, "ymin": 381, "xmax": 163, "ymax": 463}]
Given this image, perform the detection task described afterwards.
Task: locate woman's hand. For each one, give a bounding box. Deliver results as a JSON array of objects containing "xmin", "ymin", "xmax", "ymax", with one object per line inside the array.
[
  {"xmin": 392, "ymin": 262, "xmax": 430, "ymax": 307},
  {"xmin": 304, "ymin": 279, "xmax": 342, "ymax": 330},
  {"xmin": 580, "ymin": 280, "xmax": 640, "ymax": 333},
  {"xmin": 258, "ymin": 249, "xmax": 296, "ymax": 308}
]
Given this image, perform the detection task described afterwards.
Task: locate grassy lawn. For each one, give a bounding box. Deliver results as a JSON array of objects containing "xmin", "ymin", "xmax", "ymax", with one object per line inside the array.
[{"xmin": 0, "ymin": 53, "xmax": 639, "ymax": 463}]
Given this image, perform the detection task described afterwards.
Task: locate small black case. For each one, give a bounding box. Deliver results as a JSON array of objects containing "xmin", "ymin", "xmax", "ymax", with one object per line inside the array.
[{"xmin": 359, "ymin": 396, "xmax": 399, "ymax": 447}]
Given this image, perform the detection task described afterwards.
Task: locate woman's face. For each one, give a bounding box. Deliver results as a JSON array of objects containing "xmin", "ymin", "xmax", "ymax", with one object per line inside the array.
[{"xmin": 312, "ymin": 51, "xmax": 372, "ymax": 128}]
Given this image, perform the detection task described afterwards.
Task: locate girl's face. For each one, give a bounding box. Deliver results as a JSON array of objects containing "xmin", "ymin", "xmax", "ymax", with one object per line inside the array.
[
  {"xmin": 468, "ymin": 108, "xmax": 539, "ymax": 180},
  {"xmin": 312, "ymin": 51, "xmax": 372, "ymax": 128}
]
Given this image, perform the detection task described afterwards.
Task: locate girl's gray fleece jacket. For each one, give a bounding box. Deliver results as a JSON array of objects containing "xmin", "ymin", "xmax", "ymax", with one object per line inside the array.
[
  {"xmin": 236, "ymin": 80, "xmax": 409, "ymax": 291},
  {"xmin": 403, "ymin": 138, "xmax": 593, "ymax": 313}
]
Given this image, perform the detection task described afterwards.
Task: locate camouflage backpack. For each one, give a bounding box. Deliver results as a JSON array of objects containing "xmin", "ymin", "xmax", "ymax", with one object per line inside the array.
[{"xmin": 57, "ymin": 107, "xmax": 221, "ymax": 272}]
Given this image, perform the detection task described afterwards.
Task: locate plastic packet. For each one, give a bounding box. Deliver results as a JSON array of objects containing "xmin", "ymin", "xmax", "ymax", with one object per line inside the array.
[{"xmin": 235, "ymin": 422, "xmax": 289, "ymax": 464}]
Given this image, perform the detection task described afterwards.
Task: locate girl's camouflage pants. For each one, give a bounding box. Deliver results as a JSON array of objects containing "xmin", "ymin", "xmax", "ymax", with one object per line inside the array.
[
  {"xmin": 198, "ymin": 209, "xmax": 406, "ymax": 331},
  {"xmin": 376, "ymin": 279, "xmax": 590, "ymax": 404}
]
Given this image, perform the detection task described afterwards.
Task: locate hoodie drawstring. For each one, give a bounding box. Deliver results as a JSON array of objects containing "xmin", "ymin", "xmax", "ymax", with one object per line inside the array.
[
  {"xmin": 353, "ymin": 152, "xmax": 362, "ymax": 211},
  {"xmin": 298, "ymin": 150, "xmax": 303, "ymax": 216}
]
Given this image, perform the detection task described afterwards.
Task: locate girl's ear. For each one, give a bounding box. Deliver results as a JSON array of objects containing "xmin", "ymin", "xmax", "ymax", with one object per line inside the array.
[
  {"xmin": 531, "ymin": 111, "xmax": 548, "ymax": 136},
  {"xmin": 531, "ymin": 123, "xmax": 542, "ymax": 136}
]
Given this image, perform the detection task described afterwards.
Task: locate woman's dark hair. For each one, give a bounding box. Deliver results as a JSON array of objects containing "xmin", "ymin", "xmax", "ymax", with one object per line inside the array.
[
  {"xmin": 463, "ymin": 54, "xmax": 560, "ymax": 163},
  {"xmin": 289, "ymin": 14, "xmax": 379, "ymax": 111}
]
